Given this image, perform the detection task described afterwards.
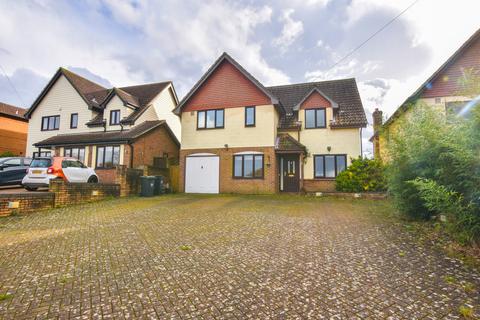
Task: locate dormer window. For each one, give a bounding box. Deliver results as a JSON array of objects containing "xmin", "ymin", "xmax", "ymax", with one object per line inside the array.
[
  {"xmin": 110, "ymin": 110, "xmax": 120, "ymax": 125},
  {"xmin": 305, "ymin": 108, "xmax": 326, "ymax": 129}
]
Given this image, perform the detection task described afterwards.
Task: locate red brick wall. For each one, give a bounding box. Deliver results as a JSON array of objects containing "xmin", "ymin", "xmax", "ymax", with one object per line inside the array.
[
  {"xmin": 49, "ymin": 180, "xmax": 120, "ymax": 207},
  {"xmin": 183, "ymin": 60, "xmax": 271, "ymax": 112},
  {"xmin": 179, "ymin": 147, "xmax": 277, "ymax": 194},
  {"xmin": 303, "ymin": 179, "xmax": 336, "ymax": 192},
  {"xmin": 130, "ymin": 125, "xmax": 179, "ymax": 168},
  {"xmin": 0, "ymin": 193, "xmax": 55, "ymax": 216},
  {"xmin": 96, "ymin": 169, "xmax": 117, "ymax": 183},
  {"xmin": 300, "ymin": 91, "xmax": 332, "ymax": 109},
  {"xmin": 421, "ymin": 33, "xmax": 480, "ymax": 98},
  {"xmin": 0, "ymin": 116, "xmax": 28, "ymax": 156}
]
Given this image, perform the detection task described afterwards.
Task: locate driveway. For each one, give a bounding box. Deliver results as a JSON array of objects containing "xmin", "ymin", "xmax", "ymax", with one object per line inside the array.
[
  {"xmin": 0, "ymin": 186, "xmax": 49, "ymax": 194},
  {"xmin": 0, "ymin": 195, "xmax": 478, "ymax": 319}
]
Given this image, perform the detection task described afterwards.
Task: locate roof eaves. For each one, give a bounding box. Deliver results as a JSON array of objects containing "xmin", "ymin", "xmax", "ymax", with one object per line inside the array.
[
  {"xmin": 174, "ymin": 52, "xmax": 280, "ymax": 115},
  {"xmin": 292, "ymin": 87, "xmax": 339, "ymax": 111},
  {"xmin": 384, "ymin": 27, "xmax": 480, "ymax": 127}
]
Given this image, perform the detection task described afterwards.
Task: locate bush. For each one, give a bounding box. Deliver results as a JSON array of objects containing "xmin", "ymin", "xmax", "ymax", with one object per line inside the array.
[
  {"xmin": 335, "ymin": 157, "xmax": 386, "ymax": 192},
  {"xmin": 0, "ymin": 151, "xmax": 16, "ymax": 157},
  {"xmin": 409, "ymin": 178, "xmax": 480, "ymax": 244},
  {"xmin": 386, "ymin": 104, "xmax": 480, "ymax": 244}
]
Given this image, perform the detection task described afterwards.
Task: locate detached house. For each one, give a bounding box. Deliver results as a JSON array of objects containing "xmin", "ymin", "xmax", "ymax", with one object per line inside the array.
[
  {"xmin": 25, "ymin": 68, "xmax": 180, "ymax": 182},
  {"xmin": 175, "ymin": 53, "xmax": 367, "ymax": 194},
  {"xmin": 0, "ymin": 102, "xmax": 28, "ymax": 156},
  {"xmin": 372, "ymin": 28, "xmax": 480, "ymax": 160}
]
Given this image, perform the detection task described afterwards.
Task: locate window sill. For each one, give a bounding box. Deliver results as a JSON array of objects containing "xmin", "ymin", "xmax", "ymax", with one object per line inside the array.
[
  {"xmin": 233, "ymin": 177, "xmax": 264, "ymax": 180},
  {"xmin": 196, "ymin": 127, "xmax": 225, "ymax": 130},
  {"xmin": 312, "ymin": 177, "xmax": 336, "ymax": 180}
]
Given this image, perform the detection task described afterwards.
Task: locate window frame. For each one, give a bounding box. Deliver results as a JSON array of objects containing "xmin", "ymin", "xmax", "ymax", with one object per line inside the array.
[
  {"xmin": 110, "ymin": 110, "xmax": 121, "ymax": 126},
  {"xmin": 232, "ymin": 154, "xmax": 264, "ymax": 179},
  {"xmin": 197, "ymin": 109, "xmax": 225, "ymax": 129},
  {"xmin": 304, "ymin": 108, "xmax": 326, "ymax": 129},
  {"xmin": 41, "ymin": 115, "xmax": 60, "ymax": 131},
  {"xmin": 314, "ymin": 154, "xmax": 347, "ymax": 179},
  {"xmin": 64, "ymin": 147, "xmax": 86, "ymax": 163},
  {"xmin": 95, "ymin": 145, "xmax": 121, "ymax": 169},
  {"xmin": 70, "ymin": 113, "xmax": 78, "ymax": 129},
  {"xmin": 245, "ymin": 106, "xmax": 256, "ymax": 127}
]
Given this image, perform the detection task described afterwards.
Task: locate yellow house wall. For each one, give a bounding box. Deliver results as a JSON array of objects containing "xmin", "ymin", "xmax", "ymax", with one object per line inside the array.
[
  {"xmin": 181, "ymin": 104, "xmax": 277, "ymax": 149},
  {"xmin": 298, "ymin": 107, "xmax": 361, "ymax": 179},
  {"xmin": 379, "ymin": 95, "xmax": 469, "ymax": 161}
]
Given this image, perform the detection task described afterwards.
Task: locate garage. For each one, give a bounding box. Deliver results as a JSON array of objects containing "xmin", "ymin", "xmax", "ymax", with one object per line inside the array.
[{"xmin": 185, "ymin": 154, "xmax": 219, "ymax": 193}]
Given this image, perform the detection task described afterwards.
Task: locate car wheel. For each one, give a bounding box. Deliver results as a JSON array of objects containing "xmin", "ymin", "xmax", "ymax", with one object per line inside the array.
[
  {"xmin": 87, "ymin": 176, "xmax": 98, "ymax": 183},
  {"xmin": 25, "ymin": 186, "xmax": 38, "ymax": 191}
]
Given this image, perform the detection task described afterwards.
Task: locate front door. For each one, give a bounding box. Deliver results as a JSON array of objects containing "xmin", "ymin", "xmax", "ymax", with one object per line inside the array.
[{"xmin": 280, "ymin": 154, "xmax": 299, "ymax": 192}]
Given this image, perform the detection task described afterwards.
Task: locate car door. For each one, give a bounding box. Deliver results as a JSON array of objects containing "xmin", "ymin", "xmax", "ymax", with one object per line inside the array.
[
  {"xmin": 0, "ymin": 158, "xmax": 24, "ymax": 184},
  {"xmin": 62, "ymin": 160, "xmax": 79, "ymax": 182},
  {"xmin": 74, "ymin": 160, "xmax": 90, "ymax": 182}
]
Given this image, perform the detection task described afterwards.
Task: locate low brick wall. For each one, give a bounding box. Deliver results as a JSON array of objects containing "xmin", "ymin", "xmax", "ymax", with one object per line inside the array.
[
  {"xmin": 308, "ymin": 192, "xmax": 388, "ymax": 200},
  {"xmin": 0, "ymin": 193, "xmax": 55, "ymax": 216},
  {"xmin": 303, "ymin": 179, "xmax": 336, "ymax": 192},
  {"xmin": 49, "ymin": 180, "xmax": 120, "ymax": 207}
]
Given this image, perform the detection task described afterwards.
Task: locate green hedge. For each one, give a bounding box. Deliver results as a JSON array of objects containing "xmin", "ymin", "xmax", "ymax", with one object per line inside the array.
[{"xmin": 335, "ymin": 157, "xmax": 386, "ymax": 192}]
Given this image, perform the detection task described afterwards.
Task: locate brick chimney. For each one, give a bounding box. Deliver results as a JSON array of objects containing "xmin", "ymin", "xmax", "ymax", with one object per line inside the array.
[
  {"xmin": 372, "ymin": 108, "xmax": 383, "ymax": 160},
  {"xmin": 372, "ymin": 108, "xmax": 383, "ymax": 133}
]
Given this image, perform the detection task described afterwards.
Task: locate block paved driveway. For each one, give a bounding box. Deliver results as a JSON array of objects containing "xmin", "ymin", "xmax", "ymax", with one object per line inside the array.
[{"xmin": 0, "ymin": 195, "xmax": 478, "ymax": 319}]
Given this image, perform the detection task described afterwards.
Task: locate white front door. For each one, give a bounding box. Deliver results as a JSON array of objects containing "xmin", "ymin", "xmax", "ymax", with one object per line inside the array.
[{"xmin": 185, "ymin": 156, "xmax": 219, "ymax": 194}]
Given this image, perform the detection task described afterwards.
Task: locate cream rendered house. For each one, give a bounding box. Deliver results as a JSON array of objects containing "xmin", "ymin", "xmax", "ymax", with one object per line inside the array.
[
  {"xmin": 175, "ymin": 53, "xmax": 367, "ymax": 194},
  {"xmin": 25, "ymin": 68, "xmax": 180, "ymax": 182}
]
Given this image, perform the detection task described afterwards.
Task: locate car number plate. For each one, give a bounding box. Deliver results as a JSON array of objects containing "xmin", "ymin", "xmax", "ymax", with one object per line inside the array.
[{"xmin": 32, "ymin": 170, "xmax": 42, "ymax": 174}]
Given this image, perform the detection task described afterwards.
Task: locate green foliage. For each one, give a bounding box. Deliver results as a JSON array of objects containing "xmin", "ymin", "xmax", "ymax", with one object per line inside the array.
[
  {"xmin": 386, "ymin": 103, "xmax": 480, "ymax": 244},
  {"xmin": 0, "ymin": 151, "xmax": 16, "ymax": 158},
  {"xmin": 335, "ymin": 157, "xmax": 386, "ymax": 192},
  {"xmin": 458, "ymin": 305, "xmax": 474, "ymax": 318}
]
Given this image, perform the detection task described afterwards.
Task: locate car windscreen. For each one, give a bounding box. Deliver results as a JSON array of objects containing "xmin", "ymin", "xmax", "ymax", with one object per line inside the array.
[{"xmin": 30, "ymin": 159, "xmax": 52, "ymax": 168}]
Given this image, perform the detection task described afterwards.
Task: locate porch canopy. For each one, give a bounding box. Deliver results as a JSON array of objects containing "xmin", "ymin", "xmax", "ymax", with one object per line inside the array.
[{"xmin": 275, "ymin": 134, "xmax": 306, "ymax": 154}]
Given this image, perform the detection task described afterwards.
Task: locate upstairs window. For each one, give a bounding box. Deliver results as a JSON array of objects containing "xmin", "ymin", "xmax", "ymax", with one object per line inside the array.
[
  {"xmin": 305, "ymin": 108, "xmax": 326, "ymax": 129},
  {"xmin": 110, "ymin": 110, "xmax": 120, "ymax": 125},
  {"xmin": 197, "ymin": 109, "xmax": 224, "ymax": 129},
  {"xmin": 70, "ymin": 113, "xmax": 78, "ymax": 129},
  {"xmin": 245, "ymin": 106, "xmax": 255, "ymax": 127},
  {"xmin": 41, "ymin": 115, "xmax": 60, "ymax": 131},
  {"xmin": 314, "ymin": 155, "xmax": 346, "ymax": 178}
]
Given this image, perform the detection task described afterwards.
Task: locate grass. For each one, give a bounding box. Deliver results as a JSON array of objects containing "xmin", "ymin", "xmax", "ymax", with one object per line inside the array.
[
  {"xmin": 0, "ymin": 293, "xmax": 13, "ymax": 301},
  {"xmin": 458, "ymin": 305, "xmax": 474, "ymax": 318},
  {"xmin": 180, "ymin": 245, "xmax": 192, "ymax": 251}
]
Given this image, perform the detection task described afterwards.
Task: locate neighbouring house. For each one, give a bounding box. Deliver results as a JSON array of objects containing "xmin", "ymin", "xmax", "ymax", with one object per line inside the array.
[
  {"xmin": 24, "ymin": 68, "xmax": 180, "ymax": 182},
  {"xmin": 0, "ymin": 102, "xmax": 28, "ymax": 156},
  {"xmin": 372, "ymin": 28, "xmax": 480, "ymax": 160},
  {"xmin": 174, "ymin": 52, "xmax": 367, "ymax": 194}
]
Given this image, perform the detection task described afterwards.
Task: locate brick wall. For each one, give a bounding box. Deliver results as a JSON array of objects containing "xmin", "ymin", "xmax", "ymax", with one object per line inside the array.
[
  {"xmin": 179, "ymin": 146, "xmax": 277, "ymax": 194},
  {"xmin": 49, "ymin": 180, "xmax": 120, "ymax": 207},
  {"xmin": 183, "ymin": 60, "xmax": 271, "ymax": 111},
  {"xmin": 0, "ymin": 193, "xmax": 55, "ymax": 216},
  {"xmin": 130, "ymin": 126, "xmax": 179, "ymax": 168},
  {"xmin": 300, "ymin": 91, "xmax": 332, "ymax": 109},
  {"xmin": 96, "ymin": 169, "xmax": 117, "ymax": 184},
  {"xmin": 303, "ymin": 179, "xmax": 336, "ymax": 192}
]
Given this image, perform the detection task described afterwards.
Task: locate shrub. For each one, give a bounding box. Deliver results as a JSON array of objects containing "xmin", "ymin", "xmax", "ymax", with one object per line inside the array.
[
  {"xmin": 0, "ymin": 151, "xmax": 16, "ymax": 157},
  {"xmin": 335, "ymin": 157, "xmax": 386, "ymax": 192},
  {"xmin": 386, "ymin": 103, "xmax": 480, "ymax": 244}
]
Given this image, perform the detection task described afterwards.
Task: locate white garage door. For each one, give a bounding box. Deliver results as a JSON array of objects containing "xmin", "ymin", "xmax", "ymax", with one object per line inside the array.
[{"xmin": 185, "ymin": 155, "xmax": 219, "ymax": 194}]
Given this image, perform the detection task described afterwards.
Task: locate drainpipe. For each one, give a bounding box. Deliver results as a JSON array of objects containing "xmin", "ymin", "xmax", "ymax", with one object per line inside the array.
[
  {"xmin": 127, "ymin": 141, "xmax": 134, "ymax": 168},
  {"xmin": 360, "ymin": 127, "xmax": 363, "ymax": 158}
]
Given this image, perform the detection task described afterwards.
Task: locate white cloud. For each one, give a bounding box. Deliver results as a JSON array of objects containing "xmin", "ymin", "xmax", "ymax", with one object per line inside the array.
[{"xmin": 273, "ymin": 9, "xmax": 304, "ymax": 52}]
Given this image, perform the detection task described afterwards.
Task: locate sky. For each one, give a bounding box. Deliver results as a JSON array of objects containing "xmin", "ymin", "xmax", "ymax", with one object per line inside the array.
[{"xmin": 0, "ymin": 0, "xmax": 479, "ymax": 156}]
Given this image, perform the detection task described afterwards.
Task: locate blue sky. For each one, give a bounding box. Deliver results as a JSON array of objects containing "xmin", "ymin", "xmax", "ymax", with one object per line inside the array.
[{"xmin": 0, "ymin": 0, "xmax": 479, "ymax": 155}]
